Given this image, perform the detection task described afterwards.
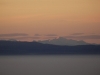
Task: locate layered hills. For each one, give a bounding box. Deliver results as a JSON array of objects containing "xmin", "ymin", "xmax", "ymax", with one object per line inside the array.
[{"xmin": 0, "ymin": 40, "xmax": 100, "ymax": 55}]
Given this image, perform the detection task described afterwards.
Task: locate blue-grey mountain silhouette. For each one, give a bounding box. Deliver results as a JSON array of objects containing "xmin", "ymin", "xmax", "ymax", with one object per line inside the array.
[
  {"xmin": 0, "ymin": 40, "xmax": 100, "ymax": 55},
  {"xmin": 38, "ymin": 37, "xmax": 89, "ymax": 46}
]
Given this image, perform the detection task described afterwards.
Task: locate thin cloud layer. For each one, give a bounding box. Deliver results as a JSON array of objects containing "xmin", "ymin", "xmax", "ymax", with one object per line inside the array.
[
  {"xmin": 65, "ymin": 35, "xmax": 100, "ymax": 39},
  {"xmin": 0, "ymin": 36, "xmax": 41, "ymax": 41},
  {"xmin": 43, "ymin": 37, "xmax": 57, "ymax": 39},
  {"xmin": 0, "ymin": 33, "xmax": 28, "ymax": 37},
  {"xmin": 45, "ymin": 34, "xmax": 58, "ymax": 36},
  {"xmin": 71, "ymin": 33, "xmax": 84, "ymax": 35},
  {"xmin": 34, "ymin": 34, "xmax": 41, "ymax": 36},
  {"xmin": 15, "ymin": 36, "xmax": 41, "ymax": 39}
]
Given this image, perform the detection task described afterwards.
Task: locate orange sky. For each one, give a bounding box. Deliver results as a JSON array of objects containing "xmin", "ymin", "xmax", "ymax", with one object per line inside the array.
[{"xmin": 0, "ymin": 0, "xmax": 100, "ymax": 43}]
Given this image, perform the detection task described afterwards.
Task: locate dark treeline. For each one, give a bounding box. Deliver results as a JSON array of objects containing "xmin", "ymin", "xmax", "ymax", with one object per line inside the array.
[{"xmin": 0, "ymin": 40, "xmax": 100, "ymax": 55}]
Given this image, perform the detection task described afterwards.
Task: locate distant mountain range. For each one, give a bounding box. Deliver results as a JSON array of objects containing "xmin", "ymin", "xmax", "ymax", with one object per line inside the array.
[
  {"xmin": 38, "ymin": 37, "xmax": 90, "ymax": 46},
  {"xmin": 0, "ymin": 40, "xmax": 100, "ymax": 55}
]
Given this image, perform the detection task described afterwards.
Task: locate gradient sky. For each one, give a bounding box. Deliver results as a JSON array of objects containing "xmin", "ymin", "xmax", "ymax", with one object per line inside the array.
[{"xmin": 0, "ymin": 0, "xmax": 100, "ymax": 43}]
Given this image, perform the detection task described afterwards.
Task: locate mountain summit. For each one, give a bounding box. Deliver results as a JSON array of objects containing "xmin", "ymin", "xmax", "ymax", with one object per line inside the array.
[{"xmin": 38, "ymin": 37, "xmax": 89, "ymax": 46}]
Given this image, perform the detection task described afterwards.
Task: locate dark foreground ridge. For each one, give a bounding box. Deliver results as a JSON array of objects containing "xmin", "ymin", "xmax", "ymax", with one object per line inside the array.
[{"xmin": 0, "ymin": 40, "xmax": 100, "ymax": 55}]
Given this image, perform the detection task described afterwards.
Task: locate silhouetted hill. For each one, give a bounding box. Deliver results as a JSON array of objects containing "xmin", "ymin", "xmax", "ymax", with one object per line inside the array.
[
  {"xmin": 0, "ymin": 40, "xmax": 100, "ymax": 55},
  {"xmin": 38, "ymin": 37, "xmax": 89, "ymax": 46}
]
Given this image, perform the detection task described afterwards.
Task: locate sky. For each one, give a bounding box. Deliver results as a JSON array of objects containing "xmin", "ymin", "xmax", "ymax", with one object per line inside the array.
[{"xmin": 0, "ymin": 0, "xmax": 100, "ymax": 43}]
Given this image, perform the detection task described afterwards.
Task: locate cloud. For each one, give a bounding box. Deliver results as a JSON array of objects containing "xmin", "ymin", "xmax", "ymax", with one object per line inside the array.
[
  {"xmin": 34, "ymin": 34, "xmax": 58, "ymax": 36},
  {"xmin": 16, "ymin": 36, "xmax": 41, "ymax": 39},
  {"xmin": 31, "ymin": 37, "xmax": 41, "ymax": 39},
  {"xmin": 71, "ymin": 33, "xmax": 84, "ymax": 35},
  {"xmin": 0, "ymin": 33, "xmax": 28, "ymax": 37},
  {"xmin": 34, "ymin": 34, "xmax": 41, "ymax": 36},
  {"xmin": 65, "ymin": 35, "xmax": 100, "ymax": 39},
  {"xmin": 43, "ymin": 37, "xmax": 57, "ymax": 39},
  {"xmin": 45, "ymin": 34, "xmax": 58, "ymax": 36},
  {"xmin": 0, "ymin": 36, "xmax": 41, "ymax": 41}
]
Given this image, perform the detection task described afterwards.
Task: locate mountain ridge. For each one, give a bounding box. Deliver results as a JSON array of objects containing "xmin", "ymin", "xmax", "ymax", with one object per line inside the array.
[
  {"xmin": 38, "ymin": 37, "xmax": 90, "ymax": 46},
  {"xmin": 0, "ymin": 40, "xmax": 100, "ymax": 55}
]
